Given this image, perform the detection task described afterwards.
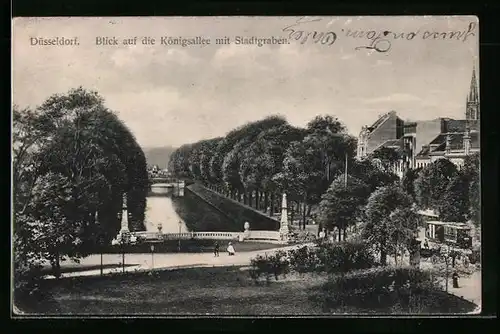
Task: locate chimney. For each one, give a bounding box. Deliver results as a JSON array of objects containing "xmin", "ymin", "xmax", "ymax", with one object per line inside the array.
[
  {"xmin": 445, "ymin": 134, "xmax": 451, "ymax": 154},
  {"xmin": 463, "ymin": 127, "xmax": 471, "ymax": 155}
]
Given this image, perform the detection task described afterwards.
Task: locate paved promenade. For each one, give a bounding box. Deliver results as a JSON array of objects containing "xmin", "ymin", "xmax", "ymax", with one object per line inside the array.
[{"xmin": 46, "ymin": 243, "xmax": 313, "ymax": 279}]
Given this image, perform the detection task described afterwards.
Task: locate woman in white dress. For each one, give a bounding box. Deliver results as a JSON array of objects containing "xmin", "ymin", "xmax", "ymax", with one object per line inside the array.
[{"xmin": 227, "ymin": 242, "xmax": 235, "ymax": 256}]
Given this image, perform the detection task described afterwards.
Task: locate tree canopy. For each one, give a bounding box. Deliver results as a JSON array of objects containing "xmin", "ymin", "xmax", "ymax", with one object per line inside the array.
[
  {"xmin": 13, "ymin": 87, "xmax": 149, "ymax": 277},
  {"xmin": 362, "ymin": 184, "xmax": 415, "ymax": 265},
  {"xmin": 168, "ymin": 114, "xmax": 361, "ymax": 229},
  {"xmin": 318, "ymin": 174, "xmax": 370, "ymax": 240},
  {"xmin": 414, "ymin": 158, "xmax": 458, "ymax": 212}
]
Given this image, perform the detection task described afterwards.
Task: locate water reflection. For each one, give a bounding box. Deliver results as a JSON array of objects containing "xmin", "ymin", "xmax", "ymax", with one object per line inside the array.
[
  {"xmin": 144, "ymin": 196, "xmax": 187, "ymax": 233},
  {"xmin": 144, "ymin": 186, "xmax": 238, "ymax": 233}
]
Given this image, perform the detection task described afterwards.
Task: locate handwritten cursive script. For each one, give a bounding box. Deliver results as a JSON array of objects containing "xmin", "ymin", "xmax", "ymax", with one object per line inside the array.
[
  {"xmin": 282, "ymin": 17, "xmax": 337, "ymax": 46},
  {"xmin": 346, "ymin": 22, "xmax": 477, "ymax": 53}
]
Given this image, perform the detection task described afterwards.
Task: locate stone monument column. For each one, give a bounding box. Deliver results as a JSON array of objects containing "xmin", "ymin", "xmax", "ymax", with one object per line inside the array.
[
  {"xmin": 119, "ymin": 193, "xmax": 130, "ymax": 234},
  {"xmin": 279, "ymin": 193, "xmax": 290, "ymax": 241}
]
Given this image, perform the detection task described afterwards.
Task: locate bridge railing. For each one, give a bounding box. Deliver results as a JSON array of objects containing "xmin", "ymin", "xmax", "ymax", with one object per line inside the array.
[
  {"xmin": 133, "ymin": 231, "xmax": 240, "ymax": 241},
  {"xmin": 246, "ymin": 230, "xmax": 281, "ymax": 241},
  {"xmin": 132, "ymin": 230, "xmax": 281, "ymax": 242}
]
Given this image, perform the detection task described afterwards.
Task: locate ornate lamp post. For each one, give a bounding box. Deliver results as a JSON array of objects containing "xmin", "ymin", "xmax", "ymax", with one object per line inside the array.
[
  {"xmin": 94, "ymin": 211, "xmax": 104, "ymax": 276},
  {"xmin": 150, "ymin": 244, "xmax": 155, "ymax": 270},
  {"xmin": 99, "ymin": 235, "xmax": 104, "ymax": 276},
  {"xmin": 178, "ymin": 220, "xmax": 182, "ymax": 252},
  {"xmin": 120, "ymin": 232, "xmax": 131, "ymax": 273}
]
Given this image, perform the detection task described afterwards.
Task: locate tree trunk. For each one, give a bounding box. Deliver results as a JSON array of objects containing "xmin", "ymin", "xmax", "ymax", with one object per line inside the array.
[
  {"xmin": 302, "ymin": 194, "xmax": 307, "ymax": 230},
  {"xmin": 255, "ymin": 190, "xmax": 260, "ymax": 210},
  {"xmin": 270, "ymin": 193, "xmax": 275, "ymax": 217},
  {"xmin": 338, "ymin": 227, "xmax": 342, "ymax": 242},
  {"xmin": 343, "ymin": 227, "xmax": 347, "ymax": 241},
  {"xmin": 380, "ymin": 242, "xmax": 387, "ymax": 266},
  {"xmin": 243, "ymin": 190, "xmax": 248, "ymax": 205},
  {"xmin": 264, "ymin": 192, "xmax": 269, "ymax": 214},
  {"xmin": 52, "ymin": 253, "xmax": 61, "ymax": 279}
]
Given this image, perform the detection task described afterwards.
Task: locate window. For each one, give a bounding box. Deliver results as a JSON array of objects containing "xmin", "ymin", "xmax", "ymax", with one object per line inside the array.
[{"xmin": 444, "ymin": 226, "xmax": 457, "ymax": 242}]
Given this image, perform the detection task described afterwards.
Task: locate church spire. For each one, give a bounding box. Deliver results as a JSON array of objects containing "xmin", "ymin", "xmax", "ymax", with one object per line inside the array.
[
  {"xmin": 468, "ymin": 66, "xmax": 479, "ymax": 103},
  {"xmin": 466, "ymin": 64, "xmax": 479, "ymax": 121}
]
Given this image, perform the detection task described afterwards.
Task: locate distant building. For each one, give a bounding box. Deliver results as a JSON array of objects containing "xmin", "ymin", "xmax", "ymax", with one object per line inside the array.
[
  {"xmin": 356, "ymin": 110, "xmax": 404, "ymax": 158},
  {"xmin": 415, "ymin": 66, "xmax": 480, "ymax": 169},
  {"xmin": 356, "ymin": 65, "xmax": 479, "ymax": 176}
]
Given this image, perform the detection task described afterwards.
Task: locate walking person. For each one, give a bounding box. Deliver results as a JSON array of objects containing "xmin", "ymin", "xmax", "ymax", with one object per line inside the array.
[
  {"xmin": 452, "ymin": 271, "xmax": 460, "ymax": 288},
  {"xmin": 227, "ymin": 242, "xmax": 235, "ymax": 256},
  {"xmin": 214, "ymin": 241, "xmax": 220, "ymax": 257}
]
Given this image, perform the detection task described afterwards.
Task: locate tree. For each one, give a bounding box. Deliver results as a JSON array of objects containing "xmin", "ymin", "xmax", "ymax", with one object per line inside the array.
[
  {"xmin": 280, "ymin": 139, "xmax": 324, "ymax": 229},
  {"xmin": 370, "ymin": 146, "xmax": 401, "ymax": 172},
  {"xmin": 438, "ymin": 173, "xmax": 470, "ymax": 222},
  {"xmin": 169, "ymin": 144, "xmax": 194, "ymax": 178},
  {"xmin": 305, "ymin": 115, "xmax": 357, "ymax": 183},
  {"xmin": 23, "ymin": 172, "xmax": 79, "ymax": 278},
  {"xmin": 350, "ymin": 158, "xmax": 399, "ymax": 194},
  {"xmin": 402, "ymin": 167, "xmax": 422, "ymax": 201},
  {"xmin": 206, "ymin": 116, "xmax": 287, "ymax": 197},
  {"xmin": 414, "ymin": 158, "xmax": 458, "ymax": 213},
  {"xmin": 462, "ymin": 153, "xmax": 480, "ymax": 224},
  {"xmin": 239, "ymin": 124, "xmax": 306, "ymax": 213},
  {"xmin": 13, "ymin": 87, "xmax": 149, "ymax": 280},
  {"xmin": 387, "ymin": 208, "xmax": 422, "ymax": 265},
  {"xmin": 362, "ymin": 185, "xmax": 414, "ymax": 265},
  {"xmin": 199, "ymin": 138, "xmax": 223, "ymax": 185},
  {"xmin": 318, "ymin": 175, "xmax": 370, "ymax": 241}
]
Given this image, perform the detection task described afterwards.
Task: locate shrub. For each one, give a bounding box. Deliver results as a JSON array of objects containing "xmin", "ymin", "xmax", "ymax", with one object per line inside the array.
[
  {"xmin": 315, "ymin": 267, "xmax": 445, "ymax": 312},
  {"xmin": 316, "ymin": 241, "xmax": 377, "ymax": 275},
  {"xmin": 248, "ymin": 251, "xmax": 290, "ymax": 283},
  {"xmin": 287, "ymin": 230, "xmax": 317, "ymax": 244},
  {"xmin": 287, "ymin": 245, "xmax": 322, "ymax": 274},
  {"xmin": 249, "ymin": 240, "xmax": 377, "ymax": 282},
  {"xmin": 468, "ymin": 248, "xmax": 480, "ymax": 265}
]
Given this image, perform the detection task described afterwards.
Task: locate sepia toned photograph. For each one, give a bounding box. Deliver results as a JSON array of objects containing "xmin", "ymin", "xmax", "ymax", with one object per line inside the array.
[{"xmin": 12, "ymin": 16, "xmax": 481, "ymax": 316}]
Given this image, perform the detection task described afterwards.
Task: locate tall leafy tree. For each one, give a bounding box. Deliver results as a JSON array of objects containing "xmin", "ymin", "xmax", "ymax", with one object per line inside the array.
[
  {"xmin": 414, "ymin": 158, "xmax": 458, "ymax": 213},
  {"xmin": 239, "ymin": 124, "xmax": 306, "ymax": 212},
  {"xmin": 369, "ymin": 146, "xmax": 401, "ymax": 173},
  {"xmin": 438, "ymin": 173, "xmax": 470, "ymax": 222},
  {"xmin": 461, "ymin": 153, "xmax": 480, "ymax": 224},
  {"xmin": 318, "ymin": 174, "xmax": 370, "ymax": 241},
  {"xmin": 209, "ymin": 116, "xmax": 287, "ymax": 195},
  {"xmin": 387, "ymin": 208, "xmax": 422, "ymax": 265},
  {"xmin": 349, "ymin": 158, "xmax": 399, "ymax": 193},
  {"xmin": 199, "ymin": 138, "xmax": 223, "ymax": 185},
  {"xmin": 13, "ymin": 87, "xmax": 149, "ymax": 278},
  {"xmin": 280, "ymin": 139, "xmax": 324, "ymax": 228},
  {"xmin": 401, "ymin": 167, "xmax": 422, "ymax": 201},
  {"xmin": 305, "ymin": 115, "xmax": 357, "ymax": 183},
  {"xmin": 362, "ymin": 184, "xmax": 414, "ymax": 265}
]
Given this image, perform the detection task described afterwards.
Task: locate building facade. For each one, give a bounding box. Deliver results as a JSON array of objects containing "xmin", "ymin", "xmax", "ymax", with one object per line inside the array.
[{"xmin": 357, "ymin": 66, "xmax": 479, "ymax": 176}]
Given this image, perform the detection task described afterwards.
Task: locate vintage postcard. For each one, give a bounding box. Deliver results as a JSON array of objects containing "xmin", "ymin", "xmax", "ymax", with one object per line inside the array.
[{"xmin": 12, "ymin": 16, "xmax": 481, "ymax": 316}]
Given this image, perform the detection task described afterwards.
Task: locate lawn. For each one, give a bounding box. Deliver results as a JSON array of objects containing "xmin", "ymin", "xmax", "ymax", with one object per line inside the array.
[
  {"xmin": 15, "ymin": 266, "xmax": 477, "ymax": 315},
  {"xmin": 40, "ymin": 263, "xmax": 137, "ymax": 275},
  {"xmin": 95, "ymin": 240, "xmax": 290, "ymax": 254}
]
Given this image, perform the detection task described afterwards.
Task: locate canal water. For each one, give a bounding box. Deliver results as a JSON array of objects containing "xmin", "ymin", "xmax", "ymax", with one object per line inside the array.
[{"xmin": 143, "ymin": 185, "xmax": 239, "ymax": 233}]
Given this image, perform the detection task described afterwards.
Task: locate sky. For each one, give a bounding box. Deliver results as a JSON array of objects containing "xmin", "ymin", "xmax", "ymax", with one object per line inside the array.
[{"xmin": 12, "ymin": 16, "xmax": 479, "ymax": 148}]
